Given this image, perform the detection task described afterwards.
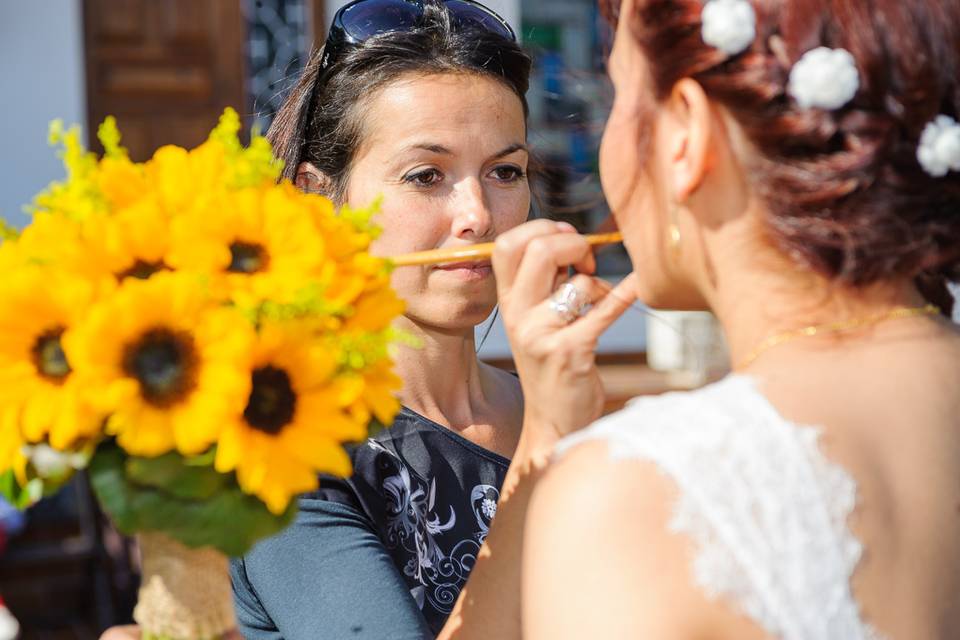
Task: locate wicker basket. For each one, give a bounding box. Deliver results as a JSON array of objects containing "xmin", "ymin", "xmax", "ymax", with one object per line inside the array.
[{"xmin": 134, "ymin": 532, "xmax": 236, "ymax": 640}]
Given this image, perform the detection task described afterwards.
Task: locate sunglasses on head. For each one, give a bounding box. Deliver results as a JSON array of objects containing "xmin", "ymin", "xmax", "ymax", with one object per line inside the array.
[{"xmin": 320, "ymin": 0, "xmax": 516, "ymax": 72}]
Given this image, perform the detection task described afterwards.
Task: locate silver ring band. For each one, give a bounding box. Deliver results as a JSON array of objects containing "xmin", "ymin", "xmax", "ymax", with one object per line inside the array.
[{"xmin": 548, "ymin": 282, "xmax": 589, "ymax": 324}]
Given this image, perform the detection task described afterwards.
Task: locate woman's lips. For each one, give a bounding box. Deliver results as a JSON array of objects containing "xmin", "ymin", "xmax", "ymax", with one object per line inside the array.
[{"xmin": 433, "ymin": 260, "xmax": 493, "ymax": 281}]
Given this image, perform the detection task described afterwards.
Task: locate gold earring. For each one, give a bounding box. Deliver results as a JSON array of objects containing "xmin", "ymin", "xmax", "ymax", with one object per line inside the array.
[{"xmin": 668, "ymin": 201, "xmax": 682, "ymax": 254}]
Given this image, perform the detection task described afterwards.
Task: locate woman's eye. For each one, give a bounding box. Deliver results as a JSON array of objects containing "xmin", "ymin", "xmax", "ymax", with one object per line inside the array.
[
  {"xmin": 490, "ymin": 165, "xmax": 526, "ymax": 182},
  {"xmin": 404, "ymin": 169, "xmax": 443, "ymax": 187}
]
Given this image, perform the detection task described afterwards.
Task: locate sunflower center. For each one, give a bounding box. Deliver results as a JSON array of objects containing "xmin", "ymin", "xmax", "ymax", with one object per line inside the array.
[
  {"xmin": 117, "ymin": 259, "xmax": 170, "ymax": 281},
  {"xmin": 244, "ymin": 366, "xmax": 296, "ymax": 434},
  {"xmin": 228, "ymin": 241, "xmax": 269, "ymax": 274},
  {"xmin": 122, "ymin": 328, "xmax": 198, "ymax": 407},
  {"xmin": 32, "ymin": 327, "xmax": 71, "ymax": 383}
]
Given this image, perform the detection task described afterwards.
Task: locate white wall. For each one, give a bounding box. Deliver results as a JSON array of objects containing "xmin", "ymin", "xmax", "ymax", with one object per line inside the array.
[{"xmin": 0, "ymin": 1, "xmax": 86, "ymax": 228}]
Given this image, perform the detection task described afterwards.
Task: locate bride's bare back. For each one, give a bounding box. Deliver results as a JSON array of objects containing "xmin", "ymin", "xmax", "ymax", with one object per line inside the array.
[{"xmin": 757, "ymin": 320, "xmax": 960, "ymax": 638}]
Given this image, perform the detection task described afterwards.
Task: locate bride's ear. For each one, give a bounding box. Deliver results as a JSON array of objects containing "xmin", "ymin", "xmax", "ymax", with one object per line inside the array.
[
  {"xmin": 294, "ymin": 162, "xmax": 331, "ymax": 195},
  {"xmin": 665, "ymin": 78, "xmax": 714, "ymax": 204}
]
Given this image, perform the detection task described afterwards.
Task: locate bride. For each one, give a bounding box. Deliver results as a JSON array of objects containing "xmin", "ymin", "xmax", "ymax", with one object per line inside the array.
[{"xmin": 490, "ymin": 0, "xmax": 960, "ymax": 637}]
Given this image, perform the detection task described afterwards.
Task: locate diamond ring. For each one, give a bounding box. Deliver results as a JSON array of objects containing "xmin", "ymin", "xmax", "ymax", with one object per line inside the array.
[{"xmin": 548, "ymin": 282, "xmax": 590, "ymax": 324}]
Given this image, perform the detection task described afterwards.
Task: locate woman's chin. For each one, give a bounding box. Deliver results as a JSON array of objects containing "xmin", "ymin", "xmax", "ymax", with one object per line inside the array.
[
  {"xmin": 404, "ymin": 299, "xmax": 498, "ymax": 332},
  {"xmin": 633, "ymin": 277, "xmax": 707, "ymax": 312}
]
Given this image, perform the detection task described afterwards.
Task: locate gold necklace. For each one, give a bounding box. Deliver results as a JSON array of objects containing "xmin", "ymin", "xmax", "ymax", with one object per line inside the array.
[{"xmin": 736, "ymin": 304, "xmax": 941, "ymax": 370}]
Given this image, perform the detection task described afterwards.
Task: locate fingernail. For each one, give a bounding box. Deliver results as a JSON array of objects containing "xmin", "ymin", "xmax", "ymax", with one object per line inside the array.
[{"xmin": 555, "ymin": 221, "xmax": 577, "ymax": 233}]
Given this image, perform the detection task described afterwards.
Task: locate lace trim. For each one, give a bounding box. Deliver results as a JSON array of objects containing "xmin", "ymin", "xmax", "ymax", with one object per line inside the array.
[{"xmin": 555, "ymin": 375, "xmax": 886, "ymax": 640}]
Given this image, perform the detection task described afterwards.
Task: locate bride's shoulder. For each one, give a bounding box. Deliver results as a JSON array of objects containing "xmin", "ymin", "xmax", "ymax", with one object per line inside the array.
[
  {"xmin": 525, "ymin": 378, "xmax": 774, "ymax": 638},
  {"xmin": 536, "ymin": 375, "xmax": 873, "ymax": 639},
  {"xmin": 555, "ymin": 374, "xmax": 772, "ymax": 463}
]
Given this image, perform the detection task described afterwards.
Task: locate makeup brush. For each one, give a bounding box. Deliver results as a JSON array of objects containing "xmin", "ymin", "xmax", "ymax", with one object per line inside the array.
[{"xmin": 389, "ymin": 232, "xmax": 623, "ymax": 267}]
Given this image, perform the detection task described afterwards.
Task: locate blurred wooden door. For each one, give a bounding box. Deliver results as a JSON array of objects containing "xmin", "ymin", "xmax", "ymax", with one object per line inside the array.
[
  {"xmin": 83, "ymin": 0, "xmax": 247, "ymax": 160},
  {"xmin": 83, "ymin": 0, "xmax": 328, "ymax": 160}
]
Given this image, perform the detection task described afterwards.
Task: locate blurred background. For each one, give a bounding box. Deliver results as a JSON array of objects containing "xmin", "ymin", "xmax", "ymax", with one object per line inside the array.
[{"xmin": 0, "ymin": 2, "xmax": 713, "ymax": 637}]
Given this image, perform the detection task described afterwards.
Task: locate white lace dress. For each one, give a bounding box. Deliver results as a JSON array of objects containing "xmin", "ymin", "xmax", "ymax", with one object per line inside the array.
[{"xmin": 555, "ymin": 375, "xmax": 884, "ymax": 640}]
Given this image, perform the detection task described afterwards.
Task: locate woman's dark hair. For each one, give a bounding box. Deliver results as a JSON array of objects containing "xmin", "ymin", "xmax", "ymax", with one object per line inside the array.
[
  {"xmin": 267, "ymin": 0, "xmax": 531, "ymax": 204},
  {"xmin": 599, "ymin": 0, "xmax": 960, "ymax": 314}
]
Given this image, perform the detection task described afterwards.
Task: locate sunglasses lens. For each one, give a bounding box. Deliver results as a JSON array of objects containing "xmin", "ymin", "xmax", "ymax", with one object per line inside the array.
[
  {"xmin": 445, "ymin": 0, "xmax": 515, "ymax": 40},
  {"xmin": 340, "ymin": 0, "xmax": 422, "ymax": 40}
]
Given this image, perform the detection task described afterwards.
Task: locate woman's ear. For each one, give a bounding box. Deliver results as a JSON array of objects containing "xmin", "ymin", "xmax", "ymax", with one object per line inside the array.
[
  {"xmin": 664, "ymin": 78, "xmax": 715, "ymax": 203},
  {"xmin": 294, "ymin": 162, "xmax": 331, "ymax": 194}
]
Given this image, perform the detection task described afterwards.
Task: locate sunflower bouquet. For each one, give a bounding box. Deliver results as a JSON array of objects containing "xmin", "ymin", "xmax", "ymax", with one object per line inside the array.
[{"xmin": 0, "ymin": 109, "xmax": 404, "ymax": 639}]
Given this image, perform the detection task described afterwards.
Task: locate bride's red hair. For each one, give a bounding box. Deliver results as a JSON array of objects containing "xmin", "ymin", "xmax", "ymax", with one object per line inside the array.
[{"xmin": 601, "ymin": 0, "xmax": 960, "ymax": 312}]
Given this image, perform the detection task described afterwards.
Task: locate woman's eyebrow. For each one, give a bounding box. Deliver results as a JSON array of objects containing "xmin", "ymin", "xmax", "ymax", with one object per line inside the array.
[
  {"xmin": 398, "ymin": 143, "xmax": 528, "ymax": 158},
  {"xmin": 403, "ymin": 143, "xmax": 453, "ymax": 155},
  {"xmin": 490, "ymin": 143, "xmax": 528, "ymax": 159}
]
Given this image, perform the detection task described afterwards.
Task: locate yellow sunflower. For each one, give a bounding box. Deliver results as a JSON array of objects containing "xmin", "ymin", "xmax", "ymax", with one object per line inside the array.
[
  {"xmin": 66, "ymin": 272, "xmax": 253, "ymax": 457},
  {"xmin": 143, "ymin": 108, "xmax": 279, "ymax": 220},
  {"xmin": 357, "ymin": 359, "xmax": 403, "ymax": 426},
  {"xmin": 16, "ymin": 212, "xmax": 88, "ymax": 271},
  {"xmin": 168, "ymin": 182, "xmax": 329, "ymax": 302},
  {"xmin": 80, "ymin": 121, "xmax": 172, "ymax": 282},
  {"xmin": 0, "ymin": 239, "xmax": 21, "ymax": 273},
  {"xmin": 146, "ymin": 143, "xmax": 227, "ymax": 219},
  {"xmin": 81, "ymin": 200, "xmax": 174, "ymax": 282},
  {"xmin": 95, "ymin": 117, "xmax": 147, "ymax": 211},
  {"xmin": 0, "ymin": 407, "xmax": 28, "ymax": 485},
  {"xmin": 17, "ymin": 206, "xmax": 172, "ymax": 290},
  {"xmin": 310, "ymin": 200, "xmax": 378, "ymax": 261},
  {"xmin": 0, "ymin": 267, "xmax": 102, "ymax": 450},
  {"xmin": 214, "ymin": 323, "xmax": 373, "ymax": 514},
  {"xmin": 343, "ymin": 279, "xmax": 406, "ymax": 333}
]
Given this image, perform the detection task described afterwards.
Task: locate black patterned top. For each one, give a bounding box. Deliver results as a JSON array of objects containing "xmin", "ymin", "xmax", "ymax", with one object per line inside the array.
[{"xmin": 231, "ymin": 407, "xmax": 511, "ymax": 639}]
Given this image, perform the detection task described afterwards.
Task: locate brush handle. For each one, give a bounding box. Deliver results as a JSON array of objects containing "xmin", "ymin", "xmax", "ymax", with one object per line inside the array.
[{"xmin": 389, "ymin": 232, "xmax": 623, "ymax": 267}]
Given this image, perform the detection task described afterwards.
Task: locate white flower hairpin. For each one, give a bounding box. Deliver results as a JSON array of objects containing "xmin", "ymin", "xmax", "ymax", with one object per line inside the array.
[
  {"xmin": 787, "ymin": 47, "xmax": 860, "ymax": 110},
  {"xmin": 697, "ymin": 2, "xmax": 955, "ymax": 181},
  {"xmin": 917, "ymin": 115, "xmax": 960, "ymax": 177},
  {"xmin": 699, "ymin": 2, "xmax": 860, "ymax": 111},
  {"xmin": 701, "ymin": 0, "xmax": 756, "ymax": 56}
]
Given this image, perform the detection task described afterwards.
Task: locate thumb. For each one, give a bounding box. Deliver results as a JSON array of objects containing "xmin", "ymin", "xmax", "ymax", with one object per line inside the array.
[{"xmin": 574, "ymin": 274, "xmax": 638, "ymax": 338}]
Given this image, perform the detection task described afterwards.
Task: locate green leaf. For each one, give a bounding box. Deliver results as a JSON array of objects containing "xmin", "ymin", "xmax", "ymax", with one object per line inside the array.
[
  {"xmin": 89, "ymin": 445, "xmax": 140, "ymax": 532},
  {"xmin": 39, "ymin": 471, "xmax": 76, "ymax": 498},
  {"xmin": 0, "ymin": 470, "xmax": 38, "ymax": 510},
  {"xmin": 0, "ymin": 465, "xmax": 75, "ymax": 509},
  {"xmin": 184, "ymin": 448, "xmax": 216, "ymax": 467},
  {"xmin": 90, "ymin": 444, "xmax": 297, "ymax": 557},
  {"xmin": 125, "ymin": 451, "xmax": 229, "ymax": 500}
]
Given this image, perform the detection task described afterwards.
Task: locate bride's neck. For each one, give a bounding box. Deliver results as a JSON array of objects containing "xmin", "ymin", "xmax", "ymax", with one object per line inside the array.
[{"xmin": 708, "ymin": 255, "xmax": 928, "ymax": 370}]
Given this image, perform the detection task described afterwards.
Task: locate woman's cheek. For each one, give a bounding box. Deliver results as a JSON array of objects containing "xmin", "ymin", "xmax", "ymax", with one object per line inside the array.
[
  {"xmin": 367, "ymin": 200, "xmax": 428, "ymax": 258},
  {"xmin": 492, "ymin": 187, "xmax": 532, "ymax": 232}
]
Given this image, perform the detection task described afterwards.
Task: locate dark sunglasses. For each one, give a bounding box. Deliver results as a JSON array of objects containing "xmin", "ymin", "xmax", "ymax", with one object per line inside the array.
[{"xmin": 319, "ymin": 0, "xmax": 516, "ymax": 72}]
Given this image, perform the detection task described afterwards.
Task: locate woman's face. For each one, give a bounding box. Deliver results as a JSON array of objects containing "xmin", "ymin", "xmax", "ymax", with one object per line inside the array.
[
  {"xmin": 599, "ymin": 2, "xmax": 704, "ymax": 309},
  {"xmin": 345, "ymin": 72, "xmax": 530, "ymax": 332}
]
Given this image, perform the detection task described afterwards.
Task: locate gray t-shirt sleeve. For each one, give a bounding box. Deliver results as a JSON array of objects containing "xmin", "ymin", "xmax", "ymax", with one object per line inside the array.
[{"xmin": 231, "ymin": 496, "xmax": 433, "ymax": 640}]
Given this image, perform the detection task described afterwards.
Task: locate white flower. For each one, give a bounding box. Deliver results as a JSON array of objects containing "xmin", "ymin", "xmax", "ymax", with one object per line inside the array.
[
  {"xmin": 701, "ymin": 0, "xmax": 756, "ymax": 56},
  {"xmin": 948, "ymin": 281, "xmax": 960, "ymax": 325},
  {"xmin": 0, "ymin": 602, "xmax": 19, "ymax": 640},
  {"xmin": 787, "ymin": 47, "xmax": 860, "ymax": 110},
  {"xmin": 21, "ymin": 443, "xmax": 87, "ymax": 478},
  {"xmin": 917, "ymin": 115, "xmax": 960, "ymax": 177},
  {"xmin": 481, "ymin": 497, "xmax": 497, "ymax": 520}
]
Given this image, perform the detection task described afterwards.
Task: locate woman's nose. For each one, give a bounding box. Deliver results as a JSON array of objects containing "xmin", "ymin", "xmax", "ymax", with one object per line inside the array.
[{"xmin": 450, "ymin": 178, "xmax": 494, "ymax": 240}]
